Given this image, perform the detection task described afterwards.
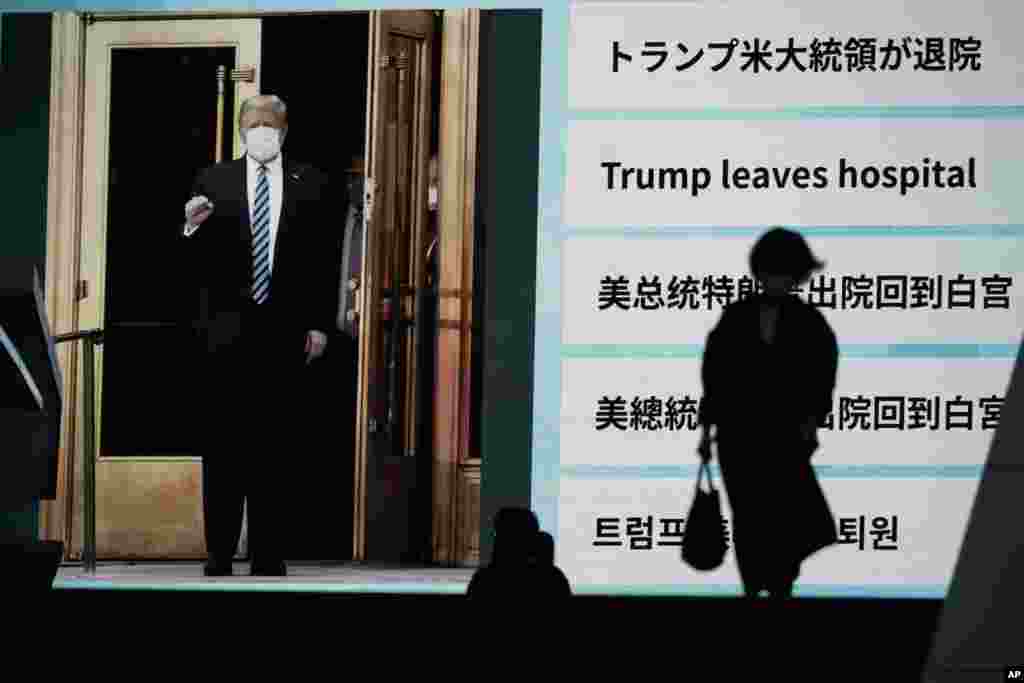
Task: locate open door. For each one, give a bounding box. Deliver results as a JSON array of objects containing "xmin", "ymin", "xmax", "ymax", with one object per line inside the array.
[
  {"xmin": 354, "ymin": 10, "xmax": 437, "ymax": 562},
  {"xmin": 77, "ymin": 18, "xmax": 261, "ymax": 559}
]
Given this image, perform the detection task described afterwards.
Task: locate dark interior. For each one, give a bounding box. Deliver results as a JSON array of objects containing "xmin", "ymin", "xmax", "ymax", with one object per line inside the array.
[
  {"xmin": 103, "ymin": 45, "xmax": 238, "ymax": 459},
  {"xmin": 260, "ymin": 13, "xmax": 369, "ymax": 182},
  {"xmin": 258, "ymin": 13, "xmax": 371, "ymax": 561}
]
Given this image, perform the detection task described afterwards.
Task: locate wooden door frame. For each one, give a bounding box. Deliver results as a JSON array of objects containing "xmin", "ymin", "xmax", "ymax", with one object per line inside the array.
[
  {"xmin": 434, "ymin": 9, "xmax": 480, "ymax": 566},
  {"xmin": 40, "ymin": 9, "xmax": 482, "ymax": 567}
]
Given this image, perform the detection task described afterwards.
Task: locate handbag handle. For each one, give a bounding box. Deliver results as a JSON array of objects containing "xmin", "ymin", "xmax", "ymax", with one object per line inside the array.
[{"xmin": 696, "ymin": 459, "xmax": 717, "ymax": 493}]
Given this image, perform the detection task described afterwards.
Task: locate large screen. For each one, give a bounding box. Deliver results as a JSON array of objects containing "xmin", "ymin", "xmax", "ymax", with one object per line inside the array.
[{"xmin": 533, "ymin": 0, "xmax": 1024, "ymax": 597}]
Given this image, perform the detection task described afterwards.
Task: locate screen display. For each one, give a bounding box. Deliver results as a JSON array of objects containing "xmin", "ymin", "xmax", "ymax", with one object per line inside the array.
[{"xmin": 533, "ymin": 0, "xmax": 1024, "ymax": 597}]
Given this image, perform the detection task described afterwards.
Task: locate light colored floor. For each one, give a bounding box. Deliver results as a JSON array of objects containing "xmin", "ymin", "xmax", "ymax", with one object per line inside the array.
[
  {"xmin": 53, "ymin": 564, "xmax": 946, "ymax": 598},
  {"xmin": 54, "ymin": 562, "xmax": 476, "ymax": 593}
]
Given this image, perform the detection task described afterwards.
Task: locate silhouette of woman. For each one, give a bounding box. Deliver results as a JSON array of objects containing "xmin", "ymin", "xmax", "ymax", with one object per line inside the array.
[
  {"xmin": 466, "ymin": 508, "xmax": 572, "ymax": 599},
  {"xmin": 697, "ymin": 227, "xmax": 840, "ymax": 599}
]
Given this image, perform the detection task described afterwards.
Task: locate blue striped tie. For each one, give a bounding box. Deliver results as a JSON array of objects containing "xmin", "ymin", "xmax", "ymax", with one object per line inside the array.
[{"xmin": 251, "ymin": 164, "xmax": 271, "ymax": 304}]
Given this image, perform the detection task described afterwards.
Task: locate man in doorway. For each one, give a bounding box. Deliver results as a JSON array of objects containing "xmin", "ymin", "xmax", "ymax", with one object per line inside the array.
[{"xmin": 181, "ymin": 94, "xmax": 340, "ymax": 577}]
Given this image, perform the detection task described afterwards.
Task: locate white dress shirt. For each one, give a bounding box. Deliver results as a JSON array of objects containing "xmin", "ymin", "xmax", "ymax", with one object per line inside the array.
[{"xmin": 184, "ymin": 153, "xmax": 285, "ymax": 274}]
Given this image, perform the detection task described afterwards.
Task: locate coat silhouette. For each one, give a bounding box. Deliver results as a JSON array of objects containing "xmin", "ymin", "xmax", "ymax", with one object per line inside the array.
[
  {"xmin": 467, "ymin": 508, "xmax": 572, "ymax": 600},
  {"xmin": 698, "ymin": 228, "xmax": 840, "ymax": 597}
]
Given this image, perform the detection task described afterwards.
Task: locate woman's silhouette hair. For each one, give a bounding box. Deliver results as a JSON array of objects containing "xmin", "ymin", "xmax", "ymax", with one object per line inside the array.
[
  {"xmin": 749, "ymin": 226, "xmax": 825, "ymax": 283},
  {"xmin": 491, "ymin": 507, "xmax": 540, "ymax": 565}
]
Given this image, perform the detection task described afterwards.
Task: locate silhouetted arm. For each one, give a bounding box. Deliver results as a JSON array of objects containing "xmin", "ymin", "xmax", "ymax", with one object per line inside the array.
[
  {"xmin": 555, "ymin": 568, "xmax": 573, "ymax": 597},
  {"xmin": 466, "ymin": 568, "xmax": 486, "ymax": 598},
  {"xmin": 815, "ymin": 316, "xmax": 840, "ymax": 425},
  {"xmin": 698, "ymin": 312, "xmax": 728, "ymax": 429}
]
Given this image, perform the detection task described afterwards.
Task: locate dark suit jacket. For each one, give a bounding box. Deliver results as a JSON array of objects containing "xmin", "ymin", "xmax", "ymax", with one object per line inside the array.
[{"xmin": 182, "ymin": 156, "xmax": 341, "ymax": 360}]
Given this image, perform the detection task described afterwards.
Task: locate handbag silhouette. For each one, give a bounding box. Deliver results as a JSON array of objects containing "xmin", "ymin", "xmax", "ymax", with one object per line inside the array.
[{"xmin": 681, "ymin": 458, "xmax": 731, "ymax": 571}]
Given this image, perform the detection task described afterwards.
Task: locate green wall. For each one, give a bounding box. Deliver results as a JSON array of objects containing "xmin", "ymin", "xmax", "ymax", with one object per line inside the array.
[
  {"xmin": 476, "ymin": 10, "xmax": 543, "ymax": 564},
  {"xmin": 0, "ymin": 13, "xmax": 53, "ymax": 541}
]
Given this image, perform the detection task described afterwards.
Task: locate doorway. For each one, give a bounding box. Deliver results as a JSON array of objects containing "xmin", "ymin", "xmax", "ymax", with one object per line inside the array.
[
  {"xmin": 258, "ymin": 12, "xmax": 371, "ymax": 561},
  {"xmin": 57, "ymin": 9, "xmax": 452, "ymax": 566},
  {"xmin": 256, "ymin": 11, "xmax": 442, "ymax": 562}
]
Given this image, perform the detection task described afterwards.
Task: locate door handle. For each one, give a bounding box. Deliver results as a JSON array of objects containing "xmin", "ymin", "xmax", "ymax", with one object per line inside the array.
[
  {"xmin": 215, "ymin": 66, "xmax": 227, "ymax": 163},
  {"xmin": 347, "ymin": 279, "xmax": 363, "ymax": 324}
]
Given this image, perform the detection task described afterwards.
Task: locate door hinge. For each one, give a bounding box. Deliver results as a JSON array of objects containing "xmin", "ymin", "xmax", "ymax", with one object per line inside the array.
[
  {"xmin": 231, "ymin": 66, "xmax": 256, "ymax": 83},
  {"xmin": 379, "ymin": 54, "xmax": 410, "ymax": 70},
  {"xmin": 364, "ymin": 177, "xmax": 376, "ymax": 219},
  {"xmin": 76, "ymin": 280, "xmax": 88, "ymax": 301}
]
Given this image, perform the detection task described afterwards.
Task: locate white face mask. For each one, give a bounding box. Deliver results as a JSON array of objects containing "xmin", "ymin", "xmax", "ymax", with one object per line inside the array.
[{"xmin": 244, "ymin": 126, "xmax": 282, "ymax": 163}]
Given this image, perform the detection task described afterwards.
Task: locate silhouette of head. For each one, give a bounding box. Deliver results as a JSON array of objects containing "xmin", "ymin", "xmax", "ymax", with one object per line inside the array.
[
  {"xmin": 491, "ymin": 507, "xmax": 540, "ymax": 565},
  {"xmin": 749, "ymin": 227, "xmax": 824, "ymax": 298},
  {"xmin": 533, "ymin": 531, "xmax": 555, "ymax": 565}
]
